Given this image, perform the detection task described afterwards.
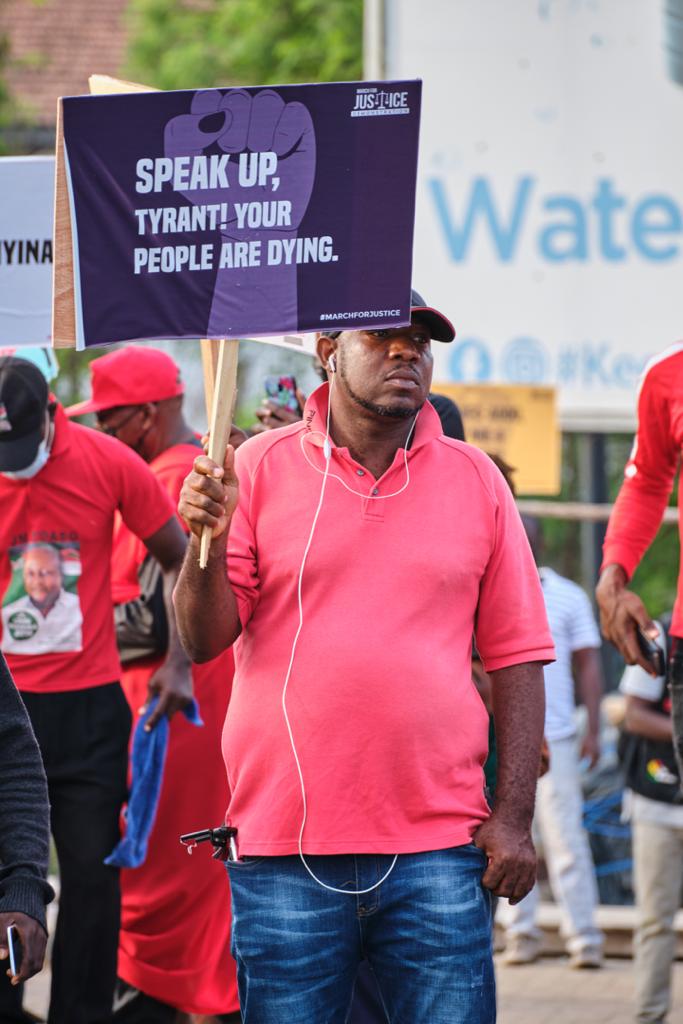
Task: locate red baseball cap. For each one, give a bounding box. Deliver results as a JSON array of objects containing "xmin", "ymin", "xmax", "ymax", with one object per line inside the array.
[{"xmin": 66, "ymin": 347, "xmax": 184, "ymax": 417}]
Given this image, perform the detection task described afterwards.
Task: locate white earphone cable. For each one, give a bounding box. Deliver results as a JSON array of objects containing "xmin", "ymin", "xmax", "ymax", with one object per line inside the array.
[
  {"xmin": 281, "ymin": 374, "xmax": 424, "ymax": 894},
  {"xmin": 299, "ymin": 397, "xmax": 419, "ymax": 501}
]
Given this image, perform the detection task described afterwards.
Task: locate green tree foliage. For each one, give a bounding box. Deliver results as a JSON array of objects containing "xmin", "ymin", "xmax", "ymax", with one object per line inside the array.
[
  {"xmin": 539, "ymin": 432, "xmax": 678, "ymax": 624},
  {"xmin": 125, "ymin": 0, "xmax": 363, "ymax": 90}
]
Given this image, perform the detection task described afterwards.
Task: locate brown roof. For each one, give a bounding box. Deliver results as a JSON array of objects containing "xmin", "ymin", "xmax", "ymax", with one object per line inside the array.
[{"xmin": 0, "ymin": 0, "xmax": 130, "ymax": 127}]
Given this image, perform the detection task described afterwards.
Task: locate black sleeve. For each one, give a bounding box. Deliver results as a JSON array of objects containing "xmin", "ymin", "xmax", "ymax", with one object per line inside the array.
[{"xmin": 0, "ymin": 654, "xmax": 54, "ymax": 930}]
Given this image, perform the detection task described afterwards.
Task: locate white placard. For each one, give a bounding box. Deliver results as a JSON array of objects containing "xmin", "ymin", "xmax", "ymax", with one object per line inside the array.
[
  {"xmin": 384, "ymin": 0, "xmax": 683, "ymax": 430},
  {"xmin": 0, "ymin": 156, "xmax": 54, "ymax": 347}
]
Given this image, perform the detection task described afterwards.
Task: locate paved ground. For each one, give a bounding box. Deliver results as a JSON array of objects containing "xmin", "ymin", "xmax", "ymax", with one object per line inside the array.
[
  {"xmin": 24, "ymin": 956, "xmax": 683, "ymax": 1022},
  {"xmin": 495, "ymin": 955, "xmax": 683, "ymax": 1023}
]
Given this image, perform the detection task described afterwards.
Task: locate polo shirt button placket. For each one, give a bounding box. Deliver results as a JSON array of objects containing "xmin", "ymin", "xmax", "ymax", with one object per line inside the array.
[
  {"xmin": 356, "ymin": 469, "xmax": 365, "ymax": 477},
  {"xmin": 361, "ymin": 482, "xmax": 385, "ymax": 522}
]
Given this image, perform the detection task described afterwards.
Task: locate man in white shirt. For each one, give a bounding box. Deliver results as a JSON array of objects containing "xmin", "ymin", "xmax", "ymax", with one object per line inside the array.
[
  {"xmin": 500, "ymin": 516, "xmax": 605, "ymax": 968},
  {"xmin": 620, "ymin": 619, "xmax": 681, "ymax": 1024}
]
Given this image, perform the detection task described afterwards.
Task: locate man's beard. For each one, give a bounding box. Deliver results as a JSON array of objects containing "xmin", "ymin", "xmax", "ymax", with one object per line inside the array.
[{"xmin": 339, "ymin": 360, "xmax": 421, "ymax": 419}]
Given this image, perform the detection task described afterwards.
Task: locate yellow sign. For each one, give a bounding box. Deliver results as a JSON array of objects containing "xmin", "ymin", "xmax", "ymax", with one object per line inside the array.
[{"xmin": 432, "ymin": 383, "xmax": 560, "ymax": 496}]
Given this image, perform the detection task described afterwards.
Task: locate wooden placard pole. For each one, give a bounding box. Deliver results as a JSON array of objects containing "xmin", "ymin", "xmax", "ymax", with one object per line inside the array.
[
  {"xmin": 52, "ymin": 99, "xmax": 77, "ymax": 349},
  {"xmin": 199, "ymin": 338, "xmax": 221, "ymax": 422},
  {"xmin": 200, "ymin": 339, "xmax": 239, "ymax": 568}
]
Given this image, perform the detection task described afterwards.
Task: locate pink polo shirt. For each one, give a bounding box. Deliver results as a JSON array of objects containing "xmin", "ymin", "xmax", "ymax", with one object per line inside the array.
[{"xmin": 224, "ymin": 385, "xmax": 554, "ymax": 856}]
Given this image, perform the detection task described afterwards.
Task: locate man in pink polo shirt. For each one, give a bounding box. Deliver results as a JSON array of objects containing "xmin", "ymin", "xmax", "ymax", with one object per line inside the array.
[{"xmin": 175, "ymin": 292, "xmax": 555, "ymax": 1024}]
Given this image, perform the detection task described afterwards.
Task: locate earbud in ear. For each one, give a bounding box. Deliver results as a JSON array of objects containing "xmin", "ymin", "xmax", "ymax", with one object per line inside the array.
[{"xmin": 328, "ymin": 355, "xmax": 336, "ymax": 373}]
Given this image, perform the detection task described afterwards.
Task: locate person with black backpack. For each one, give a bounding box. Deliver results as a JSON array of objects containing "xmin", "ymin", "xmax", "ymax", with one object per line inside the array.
[{"xmin": 619, "ymin": 613, "xmax": 682, "ymax": 1024}]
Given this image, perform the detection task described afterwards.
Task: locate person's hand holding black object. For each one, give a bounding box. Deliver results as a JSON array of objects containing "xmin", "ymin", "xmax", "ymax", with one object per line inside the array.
[
  {"xmin": 596, "ymin": 563, "xmax": 660, "ymax": 675},
  {"xmin": 0, "ymin": 912, "xmax": 47, "ymax": 984},
  {"xmin": 634, "ymin": 628, "xmax": 666, "ymax": 677}
]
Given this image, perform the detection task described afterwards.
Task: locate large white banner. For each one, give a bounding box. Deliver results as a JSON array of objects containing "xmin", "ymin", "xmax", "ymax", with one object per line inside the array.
[
  {"xmin": 384, "ymin": 0, "xmax": 683, "ymax": 430},
  {"xmin": 0, "ymin": 156, "xmax": 54, "ymax": 347}
]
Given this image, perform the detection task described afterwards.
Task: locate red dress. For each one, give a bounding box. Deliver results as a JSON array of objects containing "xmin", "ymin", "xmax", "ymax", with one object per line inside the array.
[{"xmin": 111, "ymin": 443, "xmax": 239, "ymax": 1016}]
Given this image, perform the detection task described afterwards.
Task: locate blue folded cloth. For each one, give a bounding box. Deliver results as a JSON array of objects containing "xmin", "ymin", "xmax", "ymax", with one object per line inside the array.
[{"xmin": 105, "ymin": 697, "xmax": 203, "ymax": 869}]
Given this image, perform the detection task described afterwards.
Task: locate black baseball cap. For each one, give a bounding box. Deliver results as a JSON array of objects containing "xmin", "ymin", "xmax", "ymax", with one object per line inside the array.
[
  {"xmin": 321, "ymin": 289, "xmax": 455, "ymax": 343},
  {"xmin": 0, "ymin": 357, "xmax": 49, "ymax": 471}
]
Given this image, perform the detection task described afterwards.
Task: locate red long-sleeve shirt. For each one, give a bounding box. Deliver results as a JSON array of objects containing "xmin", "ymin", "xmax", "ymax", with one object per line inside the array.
[{"xmin": 603, "ymin": 343, "xmax": 683, "ymax": 636}]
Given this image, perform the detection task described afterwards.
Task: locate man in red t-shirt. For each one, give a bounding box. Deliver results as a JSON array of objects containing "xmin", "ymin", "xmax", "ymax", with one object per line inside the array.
[
  {"xmin": 596, "ymin": 345, "xmax": 683, "ymax": 775},
  {"xmin": 68, "ymin": 347, "xmax": 240, "ymax": 1024},
  {"xmin": 0, "ymin": 357, "xmax": 190, "ymax": 1024}
]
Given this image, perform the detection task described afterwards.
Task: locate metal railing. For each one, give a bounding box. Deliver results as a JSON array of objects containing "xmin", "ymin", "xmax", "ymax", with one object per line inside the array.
[{"xmin": 517, "ymin": 500, "xmax": 678, "ymax": 525}]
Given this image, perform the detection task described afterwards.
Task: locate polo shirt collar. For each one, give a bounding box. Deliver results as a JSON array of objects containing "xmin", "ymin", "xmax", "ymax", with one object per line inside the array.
[{"xmin": 301, "ymin": 383, "xmax": 444, "ymax": 454}]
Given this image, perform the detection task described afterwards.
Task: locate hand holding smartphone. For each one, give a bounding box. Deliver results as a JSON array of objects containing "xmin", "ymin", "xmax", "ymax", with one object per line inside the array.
[
  {"xmin": 263, "ymin": 375, "xmax": 301, "ymax": 414},
  {"xmin": 6, "ymin": 925, "xmax": 21, "ymax": 979},
  {"xmin": 0, "ymin": 913, "xmax": 47, "ymax": 984},
  {"xmin": 636, "ymin": 627, "xmax": 666, "ymax": 677}
]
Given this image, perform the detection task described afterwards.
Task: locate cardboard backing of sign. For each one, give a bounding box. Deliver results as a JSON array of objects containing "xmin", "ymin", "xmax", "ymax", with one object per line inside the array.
[{"xmin": 53, "ymin": 76, "xmax": 159, "ymax": 349}]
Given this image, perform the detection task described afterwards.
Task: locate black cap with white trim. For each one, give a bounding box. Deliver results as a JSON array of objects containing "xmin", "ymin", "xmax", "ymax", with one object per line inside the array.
[{"xmin": 0, "ymin": 357, "xmax": 49, "ymax": 472}]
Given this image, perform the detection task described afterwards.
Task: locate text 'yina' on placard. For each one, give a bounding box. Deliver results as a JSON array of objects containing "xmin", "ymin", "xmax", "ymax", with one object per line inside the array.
[{"xmin": 0, "ymin": 155, "xmax": 54, "ymax": 347}]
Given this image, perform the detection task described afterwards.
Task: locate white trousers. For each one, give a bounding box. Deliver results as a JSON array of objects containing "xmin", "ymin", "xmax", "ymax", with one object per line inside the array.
[
  {"xmin": 632, "ymin": 816, "xmax": 683, "ymax": 1023},
  {"xmin": 499, "ymin": 734, "xmax": 602, "ymax": 954}
]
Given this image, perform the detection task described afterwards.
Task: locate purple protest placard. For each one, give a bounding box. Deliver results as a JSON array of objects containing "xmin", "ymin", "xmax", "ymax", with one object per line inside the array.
[{"xmin": 60, "ymin": 81, "xmax": 421, "ymax": 347}]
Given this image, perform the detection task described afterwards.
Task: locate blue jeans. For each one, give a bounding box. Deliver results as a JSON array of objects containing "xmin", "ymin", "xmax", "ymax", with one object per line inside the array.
[{"xmin": 226, "ymin": 844, "xmax": 495, "ymax": 1023}]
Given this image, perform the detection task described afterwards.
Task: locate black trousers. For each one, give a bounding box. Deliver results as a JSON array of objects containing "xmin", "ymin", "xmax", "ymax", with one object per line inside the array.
[
  {"xmin": 0, "ymin": 683, "xmax": 131, "ymax": 1024},
  {"xmin": 670, "ymin": 637, "xmax": 683, "ymax": 783},
  {"xmin": 113, "ymin": 982, "xmax": 242, "ymax": 1023},
  {"xmin": 0, "ymin": 977, "xmax": 29, "ymax": 1024}
]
